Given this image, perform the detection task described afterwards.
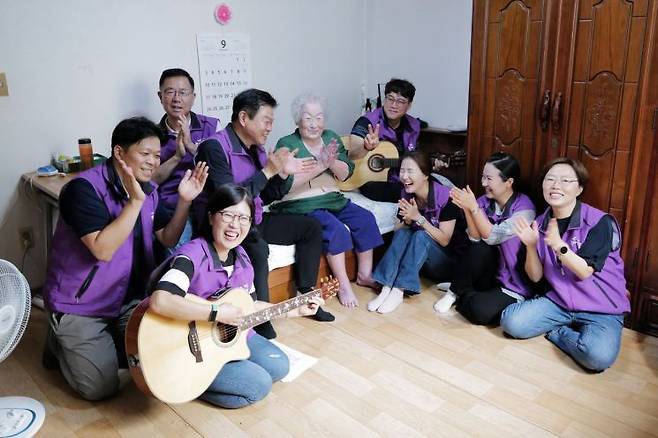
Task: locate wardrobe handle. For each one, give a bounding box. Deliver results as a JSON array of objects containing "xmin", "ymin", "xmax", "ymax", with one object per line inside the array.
[
  {"xmin": 539, "ymin": 89, "xmax": 551, "ymax": 131},
  {"xmin": 646, "ymin": 250, "xmax": 652, "ymax": 272},
  {"xmin": 552, "ymin": 92, "xmax": 563, "ymax": 132}
]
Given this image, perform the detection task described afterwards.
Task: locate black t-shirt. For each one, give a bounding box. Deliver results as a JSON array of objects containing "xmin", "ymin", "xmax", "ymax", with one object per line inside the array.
[
  {"xmin": 195, "ymin": 124, "xmax": 290, "ymax": 204},
  {"xmin": 556, "ymin": 214, "xmax": 614, "ymax": 272},
  {"xmin": 58, "ymin": 164, "xmax": 173, "ymax": 301},
  {"xmin": 351, "ymin": 115, "xmax": 410, "ymax": 156}
]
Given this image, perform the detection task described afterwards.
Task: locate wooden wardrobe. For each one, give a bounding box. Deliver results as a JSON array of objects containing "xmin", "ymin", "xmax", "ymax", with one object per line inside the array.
[{"xmin": 466, "ymin": 0, "xmax": 658, "ymax": 334}]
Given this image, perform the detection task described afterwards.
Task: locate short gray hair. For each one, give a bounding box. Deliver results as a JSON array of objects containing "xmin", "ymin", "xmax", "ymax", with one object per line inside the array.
[{"xmin": 290, "ymin": 93, "xmax": 328, "ymax": 125}]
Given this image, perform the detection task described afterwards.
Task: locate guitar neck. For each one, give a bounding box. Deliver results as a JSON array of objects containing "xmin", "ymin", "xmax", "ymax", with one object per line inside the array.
[{"xmin": 238, "ymin": 289, "xmax": 321, "ymax": 331}]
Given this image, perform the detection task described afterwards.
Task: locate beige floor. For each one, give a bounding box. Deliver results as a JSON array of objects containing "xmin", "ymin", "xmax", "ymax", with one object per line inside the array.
[{"xmin": 2, "ymin": 281, "xmax": 658, "ymax": 437}]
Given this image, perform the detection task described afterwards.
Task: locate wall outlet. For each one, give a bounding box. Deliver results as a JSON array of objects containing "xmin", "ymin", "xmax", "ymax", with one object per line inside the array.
[
  {"xmin": 0, "ymin": 73, "xmax": 8, "ymax": 96},
  {"xmin": 18, "ymin": 226, "xmax": 34, "ymax": 251}
]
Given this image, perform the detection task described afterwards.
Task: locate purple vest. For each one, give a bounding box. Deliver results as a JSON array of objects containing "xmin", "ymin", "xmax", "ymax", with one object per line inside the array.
[
  {"xmin": 193, "ymin": 128, "xmax": 266, "ymax": 225},
  {"xmin": 171, "ymin": 238, "xmax": 254, "ymax": 299},
  {"xmin": 364, "ymin": 108, "xmax": 421, "ymax": 182},
  {"xmin": 158, "ymin": 112, "xmax": 219, "ymax": 208},
  {"xmin": 401, "ymin": 179, "xmax": 451, "ymax": 229},
  {"xmin": 536, "ymin": 202, "xmax": 630, "ymax": 314},
  {"xmin": 477, "ymin": 192, "xmax": 535, "ymax": 296},
  {"xmin": 43, "ymin": 162, "xmax": 158, "ymax": 317}
]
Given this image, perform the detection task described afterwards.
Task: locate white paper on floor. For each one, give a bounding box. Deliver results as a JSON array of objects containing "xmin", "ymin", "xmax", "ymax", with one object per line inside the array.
[{"xmin": 270, "ymin": 340, "xmax": 318, "ymax": 382}]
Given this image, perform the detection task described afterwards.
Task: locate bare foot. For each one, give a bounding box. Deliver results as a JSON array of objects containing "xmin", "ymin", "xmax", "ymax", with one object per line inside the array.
[
  {"xmin": 356, "ymin": 274, "xmax": 380, "ymax": 291},
  {"xmin": 338, "ymin": 285, "xmax": 359, "ymax": 308}
]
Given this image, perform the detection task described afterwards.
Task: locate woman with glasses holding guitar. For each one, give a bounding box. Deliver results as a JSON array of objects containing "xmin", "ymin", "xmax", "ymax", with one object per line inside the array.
[{"xmin": 129, "ymin": 184, "xmax": 330, "ymax": 408}]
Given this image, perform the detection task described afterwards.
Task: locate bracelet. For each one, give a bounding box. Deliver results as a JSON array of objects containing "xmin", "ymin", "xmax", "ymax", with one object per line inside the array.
[{"xmin": 208, "ymin": 303, "xmax": 218, "ymax": 322}]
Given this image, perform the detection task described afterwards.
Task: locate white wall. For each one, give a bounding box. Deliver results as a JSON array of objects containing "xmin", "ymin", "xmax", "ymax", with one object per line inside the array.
[
  {"xmin": 0, "ymin": 0, "xmax": 366, "ymax": 285},
  {"xmin": 0, "ymin": 0, "xmax": 472, "ymax": 287},
  {"xmin": 364, "ymin": 0, "xmax": 472, "ymax": 130}
]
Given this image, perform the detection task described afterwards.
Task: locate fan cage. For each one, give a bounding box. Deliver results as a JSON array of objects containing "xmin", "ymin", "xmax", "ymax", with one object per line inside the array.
[{"xmin": 0, "ymin": 259, "xmax": 31, "ymax": 362}]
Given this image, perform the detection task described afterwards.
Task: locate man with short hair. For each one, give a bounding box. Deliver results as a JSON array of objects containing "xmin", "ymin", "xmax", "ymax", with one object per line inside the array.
[
  {"xmin": 153, "ymin": 68, "xmax": 220, "ymax": 234},
  {"xmin": 42, "ymin": 117, "xmax": 207, "ymax": 400},
  {"xmin": 350, "ymin": 78, "xmax": 421, "ymax": 202},
  {"xmin": 195, "ymin": 88, "xmax": 334, "ymax": 340}
]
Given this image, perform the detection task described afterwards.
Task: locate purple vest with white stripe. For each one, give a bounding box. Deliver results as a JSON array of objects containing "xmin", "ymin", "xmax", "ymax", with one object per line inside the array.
[
  {"xmin": 44, "ymin": 162, "xmax": 158, "ymax": 317},
  {"xmin": 536, "ymin": 202, "xmax": 630, "ymax": 314},
  {"xmin": 477, "ymin": 192, "xmax": 535, "ymax": 296},
  {"xmin": 171, "ymin": 238, "xmax": 254, "ymax": 299}
]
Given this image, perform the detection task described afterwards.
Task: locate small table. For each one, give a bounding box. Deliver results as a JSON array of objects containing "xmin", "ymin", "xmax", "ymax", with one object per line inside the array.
[{"xmin": 21, "ymin": 171, "xmax": 77, "ymax": 255}]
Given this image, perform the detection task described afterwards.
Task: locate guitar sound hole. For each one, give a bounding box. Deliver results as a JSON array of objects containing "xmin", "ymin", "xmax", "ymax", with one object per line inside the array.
[
  {"xmin": 215, "ymin": 322, "xmax": 239, "ymax": 343},
  {"xmin": 367, "ymin": 154, "xmax": 385, "ymax": 172}
]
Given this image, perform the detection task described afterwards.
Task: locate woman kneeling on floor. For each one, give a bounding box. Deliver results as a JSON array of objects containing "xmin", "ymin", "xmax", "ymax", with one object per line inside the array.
[
  {"xmin": 148, "ymin": 184, "xmax": 323, "ymax": 408},
  {"xmin": 501, "ymin": 158, "xmax": 630, "ymax": 372},
  {"xmin": 368, "ymin": 150, "xmax": 464, "ymax": 313}
]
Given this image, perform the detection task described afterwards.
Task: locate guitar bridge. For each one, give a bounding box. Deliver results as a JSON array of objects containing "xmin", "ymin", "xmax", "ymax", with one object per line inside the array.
[{"xmin": 188, "ymin": 321, "xmax": 204, "ymax": 363}]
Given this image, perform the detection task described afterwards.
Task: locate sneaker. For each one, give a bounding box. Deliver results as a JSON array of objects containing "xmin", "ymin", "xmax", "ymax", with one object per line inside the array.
[
  {"xmin": 434, "ymin": 290, "xmax": 457, "ymax": 313},
  {"xmin": 436, "ymin": 282, "xmax": 451, "ymax": 291},
  {"xmin": 311, "ymin": 306, "xmax": 335, "ymax": 322}
]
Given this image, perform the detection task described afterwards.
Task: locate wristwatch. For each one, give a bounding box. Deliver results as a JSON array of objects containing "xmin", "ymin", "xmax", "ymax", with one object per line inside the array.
[
  {"xmin": 559, "ymin": 245, "xmax": 568, "ymax": 255},
  {"xmin": 416, "ymin": 216, "xmax": 427, "ymax": 226}
]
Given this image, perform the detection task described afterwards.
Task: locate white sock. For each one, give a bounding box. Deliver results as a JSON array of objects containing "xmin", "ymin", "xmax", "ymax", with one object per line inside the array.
[
  {"xmin": 367, "ymin": 286, "xmax": 391, "ymax": 312},
  {"xmin": 434, "ymin": 289, "xmax": 457, "ymax": 313},
  {"xmin": 377, "ymin": 288, "xmax": 404, "ymax": 314},
  {"xmin": 436, "ymin": 282, "xmax": 451, "ymax": 291}
]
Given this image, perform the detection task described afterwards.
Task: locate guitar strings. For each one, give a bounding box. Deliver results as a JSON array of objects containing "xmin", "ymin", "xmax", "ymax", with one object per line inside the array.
[{"xmin": 197, "ymin": 280, "xmax": 338, "ymax": 342}]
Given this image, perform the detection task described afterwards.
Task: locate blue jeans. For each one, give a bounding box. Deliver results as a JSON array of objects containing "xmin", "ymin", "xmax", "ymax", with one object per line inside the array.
[
  {"xmin": 372, "ymin": 227, "xmax": 454, "ymax": 294},
  {"xmin": 199, "ymin": 333, "xmax": 290, "ymax": 408},
  {"xmin": 501, "ymin": 296, "xmax": 624, "ymax": 372}
]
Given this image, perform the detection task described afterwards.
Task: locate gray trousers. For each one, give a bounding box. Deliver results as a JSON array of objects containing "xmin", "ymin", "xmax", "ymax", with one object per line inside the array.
[{"xmin": 44, "ymin": 299, "xmax": 140, "ymax": 401}]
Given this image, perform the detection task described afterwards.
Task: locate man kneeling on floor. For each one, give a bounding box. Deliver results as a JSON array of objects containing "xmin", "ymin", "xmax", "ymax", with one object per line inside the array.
[{"xmin": 42, "ymin": 117, "xmax": 207, "ymax": 400}]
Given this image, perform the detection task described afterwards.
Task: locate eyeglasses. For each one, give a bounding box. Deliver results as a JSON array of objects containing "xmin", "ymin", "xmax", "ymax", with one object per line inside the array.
[
  {"xmin": 217, "ymin": 210, "xmax": 252, "ymax": 226},
  {"xmin": 162, "ymin": 88, "xmax": 193, "ymax": 98},
  {"xmin": 543, "ymin": 176, "xmax": 579, "ymax": 186},
  {"xmin": 385, "ymin": 95, "xmax": 409, "ymax": 106}
]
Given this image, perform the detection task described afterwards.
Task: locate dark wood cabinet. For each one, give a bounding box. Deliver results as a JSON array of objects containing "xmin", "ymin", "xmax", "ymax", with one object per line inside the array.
[
  {"xmin": 631, "ymin": 124, "xmax": 658, "ymax": 335},
  {"xmin": 467, "ymin": 0, "xmax": 658, "ymax": 334}
]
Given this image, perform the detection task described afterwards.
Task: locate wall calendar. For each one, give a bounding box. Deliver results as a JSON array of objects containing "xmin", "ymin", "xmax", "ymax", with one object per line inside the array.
[{"xmin": 196, "ymin": 33, "xmax": 252, "ymax": 126}]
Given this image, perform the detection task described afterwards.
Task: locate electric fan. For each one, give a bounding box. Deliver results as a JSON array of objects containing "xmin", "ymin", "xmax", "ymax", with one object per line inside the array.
[{"xmin": 0, "ymin": 259, "xmax": 45, "ymax": 438}]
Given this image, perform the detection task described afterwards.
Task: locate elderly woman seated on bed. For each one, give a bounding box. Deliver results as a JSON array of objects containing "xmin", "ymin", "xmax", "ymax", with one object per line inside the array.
[{"xmin": 270, "ymin": 93, "xmax": 384, "ymax": 308}]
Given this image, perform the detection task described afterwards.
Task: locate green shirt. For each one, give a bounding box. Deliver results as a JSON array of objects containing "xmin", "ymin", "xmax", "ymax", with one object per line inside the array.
[{"xmin": 270, "ymin": 129, "xmax": 354, "ymax": 214}]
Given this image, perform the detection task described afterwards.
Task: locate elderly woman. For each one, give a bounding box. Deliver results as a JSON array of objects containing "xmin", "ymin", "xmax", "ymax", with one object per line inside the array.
[
  {"xmin": 502, "ymin": 158, "xmax": 630, "ymax": 371},
  {"xmin": 270, "ymin": 93, "xmax": 383, "ymax": 308}
]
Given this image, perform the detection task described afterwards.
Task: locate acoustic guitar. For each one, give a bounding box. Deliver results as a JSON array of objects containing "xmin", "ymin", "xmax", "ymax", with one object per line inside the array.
[
  {"xmin": 337, "ymin": 141, "xmax": 399, "ymax": 191},
  {"xmin": 337, "ymin": 140, "xmax": 460, "ymax": 192},
  {"xmin": 125, "ymin": 277, "xmax": 339, "ymax": 404}
]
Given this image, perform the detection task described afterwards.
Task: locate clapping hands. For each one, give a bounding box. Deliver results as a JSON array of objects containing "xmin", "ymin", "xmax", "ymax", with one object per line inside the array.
[
  {"xmin": 513, "ymin": 216, "xmax": 539, "ymax": 247},
  {"xmin": 319, "ymin": 139, "xmax": 339, "ymax": 168},
  {"xmin": 399, "ymin": 197, "xmax": 421, "ymax": 223},
  {"xmin": 450, "ymin": 185, "xmax": 478, "ymax": 212},
  {"xmin": 267, "ymin": 147, "xmax": 317, "ymax": 177}
]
